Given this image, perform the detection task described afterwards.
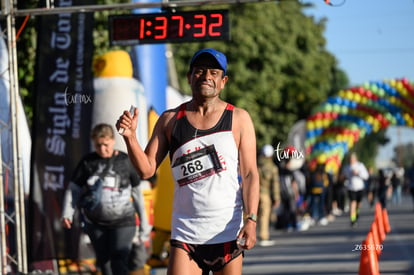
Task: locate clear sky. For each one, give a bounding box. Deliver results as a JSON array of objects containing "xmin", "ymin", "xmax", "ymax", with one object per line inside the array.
[
  {"xmin": 305, "ymin": 0, "xmax": 414, "ymax": 85},
  {"xmin": 304, "ymin": 0, "xmax": 414, "ymax": 167}
]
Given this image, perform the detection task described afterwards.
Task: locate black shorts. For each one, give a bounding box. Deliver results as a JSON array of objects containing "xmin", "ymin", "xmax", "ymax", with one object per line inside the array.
[
  {"xmin": 348, "ymin": 190, "xmax": 364, "ymax": 202},
  {"xmin": 170, "ymin": 239, "xmax": 244, "ymax": 273}
]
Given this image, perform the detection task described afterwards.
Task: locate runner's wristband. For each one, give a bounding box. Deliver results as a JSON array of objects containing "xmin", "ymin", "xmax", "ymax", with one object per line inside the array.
[{"xmin": 246, "ymin": 213, "xmax": 257, "ymax": 223}]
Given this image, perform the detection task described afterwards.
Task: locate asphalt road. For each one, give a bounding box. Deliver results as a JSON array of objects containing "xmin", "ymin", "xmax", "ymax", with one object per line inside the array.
[
  {"xmin": 243, "ymin": 195, "xmax": 414, "ymax": 275},
  {"xmin": 152, "ymin": 194, "xmax": 414, "ymax": 275}
]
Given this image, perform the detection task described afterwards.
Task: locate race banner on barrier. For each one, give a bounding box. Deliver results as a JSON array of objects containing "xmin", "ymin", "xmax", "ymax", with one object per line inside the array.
[{"xmin": 29, "ymin": 0, "xmax": 95, "ymax": 262}]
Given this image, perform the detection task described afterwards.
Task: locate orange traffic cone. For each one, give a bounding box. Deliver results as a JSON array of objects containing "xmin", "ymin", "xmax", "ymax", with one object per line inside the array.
[
  {"xmin": 358, "ymin": 232, "xmax": 380, "ymax": 275},
  {"xmin": 376, "ymin": 212, "xmax": 386, "ymax": 243},
  {"xmin": 382, "ymin": 208, "xmax": 391, "ymax": 234},
  {"xmin": 375, "ymin": 202, "xmax": 382, "ymax": 219},
  {"xmin": 375, "ymin": 203, "xmax": 386, "ymax": 242},
  {"xmin": 370, "ymin": 222, "xmax": 382, "ymax": 257},
  {"xmin": 375, "ymin": 202, "xmax": 382, "ymax": 216}
]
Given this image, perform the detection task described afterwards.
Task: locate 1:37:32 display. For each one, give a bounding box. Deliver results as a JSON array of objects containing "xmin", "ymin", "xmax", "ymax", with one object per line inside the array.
[
  {"xmin": 138, "ymin": 12, "xmax": 224, "ymax": 40},
  {"xmin": 109, "ymin": 10, "xmax": 230, "ymax": 45}
]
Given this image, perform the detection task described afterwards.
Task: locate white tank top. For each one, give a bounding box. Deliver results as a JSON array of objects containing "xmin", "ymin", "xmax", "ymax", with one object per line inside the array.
[{"xmin": 169, "ymin": 103, "xmax": 243, "ymax": 244}]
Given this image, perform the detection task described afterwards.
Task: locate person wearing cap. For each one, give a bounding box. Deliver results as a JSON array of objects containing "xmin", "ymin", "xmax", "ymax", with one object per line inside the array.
[
  {"xmin": 117, "ymin": 48, "xmax": 259, "ymax": 275},
  {"xmin": 307, "ymin": 162, "xmax": 330, "ymax": 226},
  {"xmin": 257, "ymin": 145, "xmax": 280, "ymax": 246}
]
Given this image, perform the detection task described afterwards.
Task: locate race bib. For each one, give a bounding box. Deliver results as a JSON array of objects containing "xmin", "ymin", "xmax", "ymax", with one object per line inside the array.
[
  {"xmin": 102, "ymin": 176, "xmax": 116, "ymax": 189},
  {"xmin": 172, "ymin": 145, "xmax": 223, "ymax": 187}
]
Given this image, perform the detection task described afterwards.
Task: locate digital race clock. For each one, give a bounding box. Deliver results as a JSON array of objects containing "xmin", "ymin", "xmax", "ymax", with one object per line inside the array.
[{"xmin": 108, "ymin": 10, "xmax": 230, "ymax": 45}]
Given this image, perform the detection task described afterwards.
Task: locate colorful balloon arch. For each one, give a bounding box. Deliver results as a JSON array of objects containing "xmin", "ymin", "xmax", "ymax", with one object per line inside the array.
[{"xmin": 305, "ymin": 78, "xmax": 414, "ymax": 173}]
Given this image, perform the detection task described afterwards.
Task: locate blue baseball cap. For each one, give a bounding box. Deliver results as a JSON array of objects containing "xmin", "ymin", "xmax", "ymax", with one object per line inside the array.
[{"xmin": 189, "ymin": 48, "xmax": 227, "ymax": 75}]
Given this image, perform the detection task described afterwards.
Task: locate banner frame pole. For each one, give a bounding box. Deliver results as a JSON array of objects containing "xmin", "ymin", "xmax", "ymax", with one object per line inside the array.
[{"xmin": 6, "ymin": 0, "xmax": 28, "ymax": 272}]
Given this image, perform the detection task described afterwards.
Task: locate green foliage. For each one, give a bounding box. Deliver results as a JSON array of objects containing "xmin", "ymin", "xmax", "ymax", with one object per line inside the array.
[
  {"xmin": 15, "ymin": 1, "xmax": 38, "ymax": 125},
  {"xmin": 394, "ymin": 142, "xmax": 414, "ymax": 168},
  {"xmin": 351, "ymin": 130, "xmax": 389, "ymax": 169}
]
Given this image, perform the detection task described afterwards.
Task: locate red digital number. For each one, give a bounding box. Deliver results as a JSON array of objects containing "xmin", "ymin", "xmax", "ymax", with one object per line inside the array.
[
  {"xmin": 139, "ymin": 18, "xmax": 145, "ymax": 39},
  {"xmin": 154, "ymin": 16, "xmax": 168, "ymax": 39},
  {"xmin": 110, "ymin": 10, "xmax": 228, "ymax": 45},
  {"xmin": 172, "ymin": 15, "xmax": 184, "ymax": 37},
  {"xmin": 209, "ymin": 14, "xmax": 223, "ymax": 37},
  {"xmin": 193, "ymin": 14, "xmax": 206, "ymax": 37}
]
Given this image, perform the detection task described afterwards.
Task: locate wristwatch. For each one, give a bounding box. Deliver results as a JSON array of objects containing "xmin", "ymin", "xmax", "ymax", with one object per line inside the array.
[{"xmin": 245, "ymin": 213, "xmax": 257, "ymax": 222}]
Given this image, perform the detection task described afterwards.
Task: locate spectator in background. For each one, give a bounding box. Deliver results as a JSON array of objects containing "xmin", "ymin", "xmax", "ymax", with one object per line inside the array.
[
  {"xmin": 391, "ymin": 166, "xmax": 404, "ymax": 205},
  {"xmin": 62, "ymin": 124, "xmax": 151, "ymax": 275},
  {"xmin": 331, "ymin": 167, "xmax": 346, "ymax": 217},
  {"xmin": 257, "ymin": 144, "xmax": 280, "ymax": 246},
  {"xmin": 366, "ymin": 167, "xmax": 379, "ymax": 208},
  {"xmin": 343, "ymin": 152, "xmax": 369, "ymax": 227},
  {"xmin": 324, "ymin": 171, "xmax": 335, "ymax": 222},
  {"xmin": 277, "ymin": 147, "xmax": 301, "ymax": 232},
  {"xmin": 378, "ymin": 168, "xmax": 392, "ymax": 209},
  {"xmin": 406, "ymin": 162, "xmax": 414, "ymax": 211},
  {"xmin": 308, "ymin": 162, "xmax": 330, "ymax": 226}
]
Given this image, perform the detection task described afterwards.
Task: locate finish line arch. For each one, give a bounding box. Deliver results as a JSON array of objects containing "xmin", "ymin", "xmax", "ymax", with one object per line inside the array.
[{"xmin": 305, "ymin": 78, "xmax": 414, "ymax": 173}]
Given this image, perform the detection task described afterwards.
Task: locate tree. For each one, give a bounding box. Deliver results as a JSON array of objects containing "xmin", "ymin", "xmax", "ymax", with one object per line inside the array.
[
  {"xmin": 351, "ymin": 130, "xmax": 389, "ymax": 169},
  {"xmin": 14, "ymin": 1, "xmax": 39, "ymax": 123},
  {"xmin": 393, "ymin": 141, "xmax": 414, "ymax": 168}
]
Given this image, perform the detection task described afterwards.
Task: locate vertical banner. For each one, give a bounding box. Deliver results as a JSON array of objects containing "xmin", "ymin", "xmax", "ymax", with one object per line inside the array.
[{"xmin": 29, "ymin": 0, "xmax": 95, "ymax": 263}]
